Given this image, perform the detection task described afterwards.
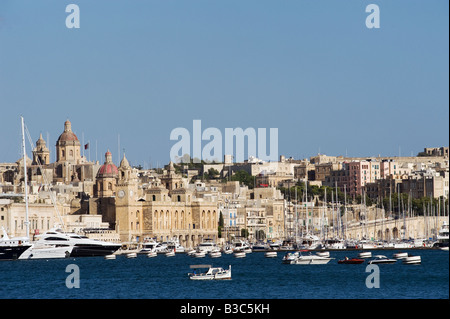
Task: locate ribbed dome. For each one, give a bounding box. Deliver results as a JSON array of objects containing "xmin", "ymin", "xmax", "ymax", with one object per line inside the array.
[
  {"xmin": 97, "ymin": 151, "xmax": 118, "ymax": 178},
  {"xmin": 57, "ymin": 120, "xmax": 79, "ymax": 143}
]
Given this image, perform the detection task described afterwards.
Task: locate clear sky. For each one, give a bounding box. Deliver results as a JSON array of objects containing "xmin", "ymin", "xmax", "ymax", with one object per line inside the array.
[{"xmin": 0, "ymin": 0, "xmax": 448, "ymax": 168}]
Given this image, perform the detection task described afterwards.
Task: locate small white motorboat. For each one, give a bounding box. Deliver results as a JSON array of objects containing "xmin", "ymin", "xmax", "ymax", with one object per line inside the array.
[
  {"xmin": 147, "ymin": 251, "xmax": 157, "ymax": 258},
  {"xmin": 358, "ymin": 251, "xmax": 372, "ymax": 258},
  {"xmin": 209, "ymin": 250, "xmax": 222, "ymax": 258},
  {"xmin": 234, "ymin": 251, "xmax": 246, "ymax": 258},
  {"xmin": 282, "ymin": 252, "xmax": 299, "ymax": 264},
  {"xmin": 368, "ymin": 255, "xmax": 397, "ymax": 264},
  {"xmin": 243, "ymin": 248, "xmax": 252, "ymax": 254},
  {"xmin": 126, "ymin": 252, "xmax": 137, "ymax": 259},
  {"xmin": 402, "ymin": 255, "xmax": 421, "ymax": 264},
  {"xmin": 188, "ymin": 264, "xmax": 231, "ymax": 280},
  {"xmin": 293, "ymin": 253, "xmax": 334, "ymax": 265},
  {"xmin": 316, "ymin": 251, "xmax": 330, "ymax": 258},
  {"xmin": 186, "ymin": 249, "xmax": 197, "ymax": 256},
  {"xmin": 166, "ymin": 250, "xmax": 175, "ymax": 257},
  {"xmin": 439, "ymin": 246, "xmax": 449, "ymax": 251},
  {"xmin": 265, "ymin": 251, "xmax": 277, "ymax": 258},
  {"xmin": 393, "ymin": 252, "xmax": 409, "ymax": 259},
  {"xmin": 104, "ymin": 254, "xmax": 116, "ymax": 260},
  {"xmin": 193, "ymin": 251, "xmax": 206, "ymax": 258}
]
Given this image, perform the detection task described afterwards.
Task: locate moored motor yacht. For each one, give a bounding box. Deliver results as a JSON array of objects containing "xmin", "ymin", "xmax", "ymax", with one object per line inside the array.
[
  {"xmin": 265, "ymin": 251, "xmax": 277, "ymax": 258},
  {"xmin": 35, "ymin": 228, "xmax": 121, "ymax": 257},
  {"xmin": 402, "ymin": 255, "xmax": 421, "ymax": 264},
  {"xmin": 165, "ymin": 249, "xmax": 175, "ymax": 257},
  {"xmin": 368, "ymin": 255, "xmax": 397, "ymax": 264},
  {"xmin": 0, "ymin": 228, "xmax": 32, "ymax": 261},
  {"xmin": 433, "ymin": 221, "xmax": 449, "ymax": 249},
  {"xmin": 234, "ymin": 251, "xmax": 246, "ymax": 258},
  {"xmin": 19, "ymin": 243, "xmax": 73, "ymax": 260},
  {"xmin": 393, "ymin": 252, "xmax": 409, "ymax": 259},
  {"xmin": 358, "ymin": 251, "xmax": 372, "ymax": 258},
  {"xmin": 209, "ymin": 250, "xmax": 222, "ymax": 258},
  {"xmin": 316, "ymin": 251, "xmax": 330, "ymax": 258},
  {"xmin": 196, "ymin": 238, "xmax": 219, "ymax": 253},
  {"xmin": 282, "ymin": 252, "xmax": 299, "ymax": 264},
  {"xmin": 294, "ymin": 252, "xmax": 334, "ymax": 265}
]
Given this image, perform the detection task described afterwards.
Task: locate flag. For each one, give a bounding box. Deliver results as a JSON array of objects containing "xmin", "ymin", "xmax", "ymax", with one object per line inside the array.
[{"xmin": 84, "ymin": 143, "xmax": 89, "ymax": 150}]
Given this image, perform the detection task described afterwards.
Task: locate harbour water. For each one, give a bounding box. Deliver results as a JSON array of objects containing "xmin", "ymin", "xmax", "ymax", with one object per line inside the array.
[{"xmin": 0, "ymin": 249, "xmax": 448, "ymax": 300}]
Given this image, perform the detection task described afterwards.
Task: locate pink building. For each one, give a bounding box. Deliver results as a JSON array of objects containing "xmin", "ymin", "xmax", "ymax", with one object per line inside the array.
[{"xmin": 345, "ymin": 161, "xmax": 380, "ymax": 198}]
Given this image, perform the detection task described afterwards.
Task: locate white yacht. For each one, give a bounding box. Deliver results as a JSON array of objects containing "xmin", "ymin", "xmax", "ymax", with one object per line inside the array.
[
  {"xmin": 433, "ymin": 221, "xmax": 449, "ymax": 249},
  {"xmin": 293, "ymin": 252, "xmax": 334, "ymax": 265},
  {"xmin": 19, "ymin": 243, "xmax": 73, "ymax": 260},
  {"xmin": 166, "ymin": 237, "xmax": 186, "ymax": 253},
  {"xmin": 34, "ymin": 228, "xmax": 121, "ymax": 257},
  {"xmin": 0, "ymin": 228, "xmax": 32, "ymax": 261},
  {"xmin": 196, "ymin": 238, "xmax": 219, "ymax": 253},
  {"xmin": 232, "ymin": 239, "xmax": 250, "ymax": 252}
]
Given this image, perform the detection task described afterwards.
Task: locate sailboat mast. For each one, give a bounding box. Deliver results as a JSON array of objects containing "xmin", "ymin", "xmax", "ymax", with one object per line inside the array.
[{"xmin": 21, "ymin": 116, "xmax": 30, "ymax": 239}]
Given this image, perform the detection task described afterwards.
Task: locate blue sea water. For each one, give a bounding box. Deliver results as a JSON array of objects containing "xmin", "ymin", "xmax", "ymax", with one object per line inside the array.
[{"xmin": 0, "ymin": 249, "xmax": 448, "ymax": 299}]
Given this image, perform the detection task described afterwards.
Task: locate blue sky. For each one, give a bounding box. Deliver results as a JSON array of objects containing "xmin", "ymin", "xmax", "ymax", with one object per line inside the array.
[{"xmin": 0, "ymin": 0, "xmax": 448, "ymax": 168}]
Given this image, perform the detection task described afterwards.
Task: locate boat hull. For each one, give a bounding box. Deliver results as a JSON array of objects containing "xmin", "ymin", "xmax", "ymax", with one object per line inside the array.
[
  {"xmin": 338, "ymin": 258, "xmax": 365, "ymax": 264},
  {"xmin": 71, "ymin": 244, "xmax": 121, "ymax": 257},
  {"xmin": 18, "ymin": 245, "xmax": 72, "ymax": 260},
  {"xmin": 0, "ymin": 245, "xmax": 32, "ymax": 260},
  {"xmin": 368, "ymin": 259, "xmax": 397, "ymax": 264},
  {"xmin": 294, "ymin": 257, "xmax": 333, "ymax": 265},
  {"xmin": 403, "ymin": 256, "xmax": 421, "ymax": 264}
]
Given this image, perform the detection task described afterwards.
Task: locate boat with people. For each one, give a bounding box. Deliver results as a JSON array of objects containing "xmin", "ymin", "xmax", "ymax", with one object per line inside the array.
[
  {"xmin": 188, "ymin": 264, "xmax": 231, "ymax": 280},
  {"xmin": 368, "ymin": 255, "xmax": 397, "ymax": 264},
  {"xmin": 338, "ymin": 257, "xmax": 365, "ymax": 264}
]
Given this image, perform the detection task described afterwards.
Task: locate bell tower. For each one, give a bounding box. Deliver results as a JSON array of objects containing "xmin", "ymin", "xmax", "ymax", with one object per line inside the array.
[{"xmin": 32, "ymin": 133, "xmax": 50, "ymax": 165}]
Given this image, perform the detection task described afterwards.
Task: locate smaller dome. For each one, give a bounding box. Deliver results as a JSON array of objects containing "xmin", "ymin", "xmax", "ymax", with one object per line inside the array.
[{"xmin": 97, "ymin": 150, "xmax": 118, "ymax": 178}]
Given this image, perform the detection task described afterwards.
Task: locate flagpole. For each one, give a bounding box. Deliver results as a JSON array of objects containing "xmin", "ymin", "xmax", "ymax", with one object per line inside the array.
[{"xmin": 82, "ymin": 132, "xmax": 85, "ymax": 158}]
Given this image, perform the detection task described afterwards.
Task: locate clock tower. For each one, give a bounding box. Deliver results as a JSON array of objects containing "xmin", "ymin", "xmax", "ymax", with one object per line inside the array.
[{"xmin": 115, "ymin": 153, "xmax": 142, "ymax": 242}]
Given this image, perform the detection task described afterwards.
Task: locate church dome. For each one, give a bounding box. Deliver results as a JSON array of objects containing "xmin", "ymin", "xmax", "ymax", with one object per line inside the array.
[
  {"xmin": 57, "ymin": 120, "xmax": 79, "ymax": 144},
  {"xmin": 97, "ymin": 151, "xmax": 118, "ymax": 178}
]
